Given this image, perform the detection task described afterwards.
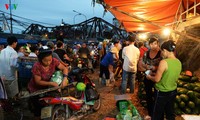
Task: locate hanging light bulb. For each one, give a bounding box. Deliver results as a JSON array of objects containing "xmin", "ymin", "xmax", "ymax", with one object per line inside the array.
[
  {"xmin": 162, "ymin": 28, "xmax": 171, "ymax": 36},
  {"xmin": 138, "ymin": 33, "xmax": 147, "ymax": 40}
]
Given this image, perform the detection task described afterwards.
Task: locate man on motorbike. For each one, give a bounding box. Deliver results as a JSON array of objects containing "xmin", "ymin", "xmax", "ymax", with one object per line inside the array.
[
  {"xmin": 54, "ymin": 41, "xmax": 72, "ymax": 66},
  {"xmin": 78, "ymin": 43, "xmax": 94, "ymax": 73}
]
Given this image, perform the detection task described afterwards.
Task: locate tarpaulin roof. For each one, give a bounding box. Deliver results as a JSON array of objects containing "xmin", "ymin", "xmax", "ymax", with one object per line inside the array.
[
  {"xmin": 102, "ymin": 0, "xmax": 199, "ymax": 32},
  {"xmin": 0, "ymin": 38, "xmax": 39, "ymax": 45}
]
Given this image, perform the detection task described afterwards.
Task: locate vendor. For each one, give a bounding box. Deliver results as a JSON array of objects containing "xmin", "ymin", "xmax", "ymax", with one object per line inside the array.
[
  {"xmin": 27, "ymin": 46, "xmax": 69, "ymax": 118},
  {"xmin": 146, "ymin": 40, "xmax": 182, "ymax": 120}
]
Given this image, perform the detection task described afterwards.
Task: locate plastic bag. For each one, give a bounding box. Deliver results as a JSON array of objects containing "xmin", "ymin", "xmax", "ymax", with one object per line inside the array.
[
  {"xmin": 116, "ymin": 100, "xmax": 142, "ymax": 120},
  {"xmin": 50, "ymin": 71, "xmax": 63, "ymax": 85},
  {"xmin": 110, "ymin": 72, "xmax": 115, "ymax": 82}
]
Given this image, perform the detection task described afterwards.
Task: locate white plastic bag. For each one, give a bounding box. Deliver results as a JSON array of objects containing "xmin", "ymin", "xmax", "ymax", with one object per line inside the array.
[{"xmin": 110, "ymin": 72, "xmax": 115, "ymax": 83}]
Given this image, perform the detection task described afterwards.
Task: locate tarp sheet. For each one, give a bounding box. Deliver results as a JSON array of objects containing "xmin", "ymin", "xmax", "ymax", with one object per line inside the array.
[
  {"xmin": 103, "ymin": 0, "xmax": 200, "ymax": 32},
  {"xmin": 0, "ymin": 38, "xmax": 38, "ymax": 45}
]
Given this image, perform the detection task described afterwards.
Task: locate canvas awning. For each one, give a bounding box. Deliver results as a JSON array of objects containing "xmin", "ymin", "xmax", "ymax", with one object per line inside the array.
[{"xmin": 102, "ymin": 0, "xmax": 200, "ymax": 32}]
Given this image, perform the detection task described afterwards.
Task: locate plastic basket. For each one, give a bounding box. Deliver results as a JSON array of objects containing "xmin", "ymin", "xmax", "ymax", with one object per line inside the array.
[{"xmin": 18, "ymin": 57, "xmax": 37, "ymax": 88}]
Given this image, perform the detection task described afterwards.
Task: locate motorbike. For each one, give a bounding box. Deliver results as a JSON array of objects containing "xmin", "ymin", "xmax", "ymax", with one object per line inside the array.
[
  {"xmin": 76, "ymin": 56, "xmax": 88, "ymax": 69},
  {"xmin": 37, "ymin": 67, "xmax": 101, "ymax": 120}
]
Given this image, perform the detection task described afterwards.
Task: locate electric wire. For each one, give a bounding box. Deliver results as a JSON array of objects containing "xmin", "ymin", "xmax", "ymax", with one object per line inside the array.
[{"xmin": 0, "ymin": 10, "xmax": 56, "ymax": 26}]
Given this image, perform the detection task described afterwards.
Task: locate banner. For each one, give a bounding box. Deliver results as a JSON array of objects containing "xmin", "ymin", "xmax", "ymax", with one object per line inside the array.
[{"xmin": 5, "ymin": 4, "xmax": 18, "ymax": 10}]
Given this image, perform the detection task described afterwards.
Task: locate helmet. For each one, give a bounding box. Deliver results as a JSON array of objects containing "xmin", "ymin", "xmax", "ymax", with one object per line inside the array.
[
  {"xmin": 46, "ymin": 41, "xmax": 55, "ymax": 49},
  {"xmin": 76, "ymin": 82, "xmax": 86, "ymax": 91}
]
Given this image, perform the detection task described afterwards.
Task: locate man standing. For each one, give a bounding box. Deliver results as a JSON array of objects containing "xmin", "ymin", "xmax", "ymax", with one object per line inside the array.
[
  {"xmin": 46, "ymin": 41, "xmax": 69, "ymax": 67},
  {"xmin": 0, "ymin": 36, "xmax": 19, "ymax": 98},
  {"xmin": 121, "ymin": 35, "xmax": 140, "ymax": 94},
  {"xmin": 111, "ymin": 39, "xmax": 121, "ymax": 60},
  {"xmin": 147, "ymin": 40, "xmax": 181, "ymax": 120}
]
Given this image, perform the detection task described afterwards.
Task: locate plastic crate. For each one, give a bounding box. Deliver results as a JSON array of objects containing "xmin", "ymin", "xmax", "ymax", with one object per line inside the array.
[{"xmin": 118, "ymin": 100, "xmax": 129, "ymax": 113}]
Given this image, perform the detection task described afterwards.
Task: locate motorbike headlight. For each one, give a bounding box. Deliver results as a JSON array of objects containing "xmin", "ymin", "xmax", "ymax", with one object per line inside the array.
[{"xmin": 91, "ymin": 51, "xmax": 94, "ymax": 56}]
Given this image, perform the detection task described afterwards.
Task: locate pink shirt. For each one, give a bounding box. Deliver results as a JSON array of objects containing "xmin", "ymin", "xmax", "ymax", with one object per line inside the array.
[{"xmin": 28, "ymin": 58, "xmax": 60, "ymax": 93}]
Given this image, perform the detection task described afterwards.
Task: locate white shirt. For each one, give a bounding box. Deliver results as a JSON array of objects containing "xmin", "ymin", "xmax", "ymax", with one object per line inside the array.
[
  {"xmin": 18, "ymin": 52, "xmax": 24, "ymax": 57},
  {"xmin": 122, "ymin": 44, "xmax": 140, "ymax": 72},
  {"xmin": 0, "ymin": 46, "xmax": 18, "ymax": 80}
]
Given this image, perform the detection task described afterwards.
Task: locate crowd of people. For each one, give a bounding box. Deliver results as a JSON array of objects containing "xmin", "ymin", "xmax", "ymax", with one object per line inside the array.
[{"xmin": 0, "ymin": 35, "xmax": 182, "ymax": 120}]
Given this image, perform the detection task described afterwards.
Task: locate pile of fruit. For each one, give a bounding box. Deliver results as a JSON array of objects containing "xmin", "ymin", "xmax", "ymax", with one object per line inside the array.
[
  {"xmin": 137, "ymin": 70, "xmax": 200, "ymax": 115},
  {"xmin": 175, "ymin": 71, "xmax": 200, "ymax": 115},
  {"xmin": 138, "ymin": 82, "xmax": 147, "ymax": 107}
]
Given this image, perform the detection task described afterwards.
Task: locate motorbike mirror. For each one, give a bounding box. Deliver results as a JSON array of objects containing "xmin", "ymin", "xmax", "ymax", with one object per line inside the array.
[{"xmin": 72, "ymin": 82, "xmax": 77, "ymax": 86}]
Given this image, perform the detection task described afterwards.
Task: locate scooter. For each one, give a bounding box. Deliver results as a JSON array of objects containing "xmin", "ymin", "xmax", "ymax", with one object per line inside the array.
[{"xmin": 39, "ymin": 67, "xmax": 101, "ymax": 120}]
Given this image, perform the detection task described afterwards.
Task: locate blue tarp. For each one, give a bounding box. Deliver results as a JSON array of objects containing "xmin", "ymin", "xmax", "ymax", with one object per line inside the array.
[
  {"xmin": 0, "ymin": 38, "xmax": 7, "ymax": 45},
  {"xmin": 0, "ymin": 38, "xmax": 39, "ymax": 45}
]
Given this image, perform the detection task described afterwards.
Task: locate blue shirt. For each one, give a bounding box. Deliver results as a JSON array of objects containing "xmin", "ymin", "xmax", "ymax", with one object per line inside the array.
[
  {"xmin": 0, "ymin": 46, "xmax": 18, "ymax": 80},
  {"xmin": 100, "ymin": 52, "xmax": 114, "ymax": 67}
]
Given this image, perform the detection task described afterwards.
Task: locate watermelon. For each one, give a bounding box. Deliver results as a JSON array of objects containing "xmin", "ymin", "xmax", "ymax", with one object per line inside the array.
[
  {"xmin": 194, "ymin": 87, "xmax": 200, "ymax": 93},
  {"xmin": 184, "ymin": 107, "xmax": 192, "ymax": 114},
  {"xmin": 177, "ymin": 88, "xmax": 188, "ymax": 94},
  {"xmin": 179, "ymin": 101, "xmax": 185, "ymax": 108},
  {"xmin": 190, "ymin": 76, "xmax": 198, "ymax": 82},
  {"xmin": 196, "ymin": 82, "xmax": 200, "ymax": 87},
  {"xmin": 177, "ymin": 81, "xmax": 186, "ymax": 87},
  {"xmin": 185, "ymin": 71, "xmax": 193, "ymax": 77},
  {"xmin": 175, "ymin": 108, "xmax": 183, "ymax": 115},
  {"xmin": 180, "ymin": 94, "xmax": 189, "ymax": 102},
  {"xmin": 186, "ymin": 91, "xmax": 195, "ymax": 100},
  {"xmin": 187, "ymin": 101, "xmax": 195, "ymax": 109},
  {"xmin": 194, "ymin": 92, "xmax": 200, "ymax": 99},
  {"xmin": 183, "ymin": 83, "xmax": 196, "ymax": 90},
  {"xmin": 178, "ymin": 75, "xmax": 191, "ymax": 82},
  {"xmin": 180, "ymin": 71, "xmax": 186, "ymax": 76},
  {"xmin": 175, "ymin": 95, "xmax": 181, "ymax": 103},
  {"xmin": 194, "ymin": 98, "xmax": 200, "ymax": 105}
]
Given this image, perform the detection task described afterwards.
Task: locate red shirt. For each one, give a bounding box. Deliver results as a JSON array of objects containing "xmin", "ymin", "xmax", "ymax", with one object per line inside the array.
[
  {"xmin": 139, "ymin": 46, "xmax": 148, "ymax": 58},
  {"xmin": 28, "ymin": 58, "xmax": 60, "ymax": 93}
]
